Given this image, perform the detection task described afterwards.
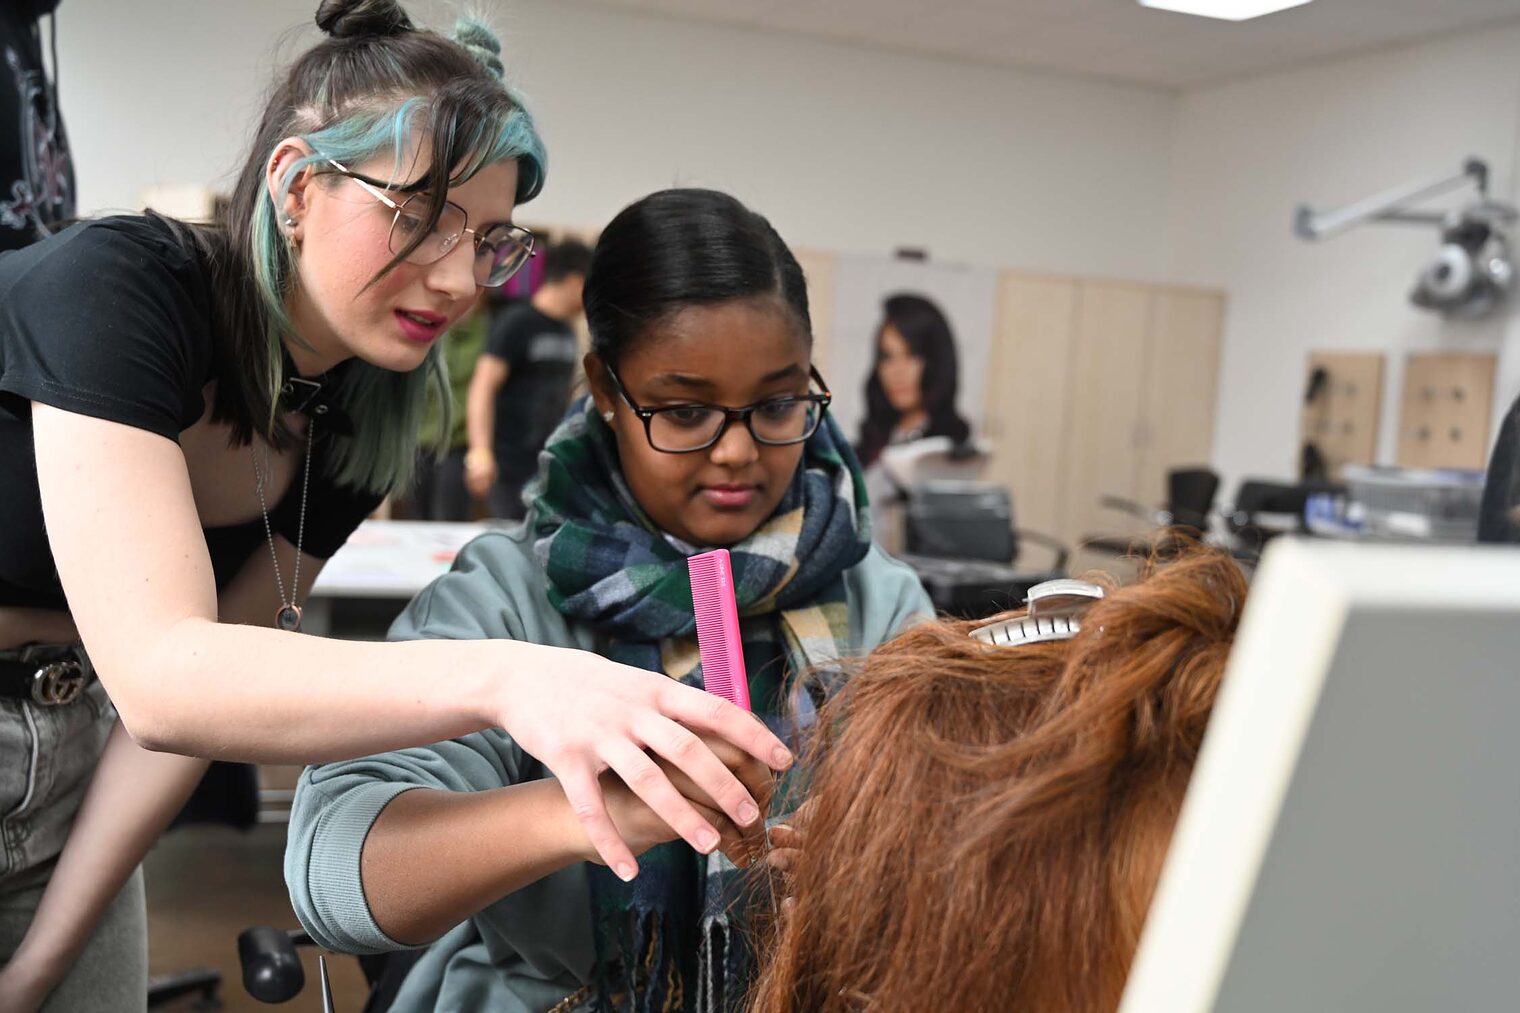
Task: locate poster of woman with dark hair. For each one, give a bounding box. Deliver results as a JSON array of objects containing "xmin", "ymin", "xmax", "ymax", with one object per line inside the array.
[
  {"xmin": 828, "ymin": 255, "xmax": 997, "ymax": 548},
  {"xmin": 857, "ymin": 292, "xmax": 973, "ymax": 467}
]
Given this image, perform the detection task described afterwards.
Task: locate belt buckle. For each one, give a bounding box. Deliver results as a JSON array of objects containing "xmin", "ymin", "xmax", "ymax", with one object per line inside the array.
[{"xmin": 32, "ymin": 659, "xmax": 85, "ymax": 706}]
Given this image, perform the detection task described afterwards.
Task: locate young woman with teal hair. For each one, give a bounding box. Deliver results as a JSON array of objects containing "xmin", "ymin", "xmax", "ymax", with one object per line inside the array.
[
  {"xmin": 0, "ymin": 4, "xmax": 785, "ymax": 1008},
  {"xmin": 286, "ymin": 188, "xmax": 932, "ymax": 1012}
]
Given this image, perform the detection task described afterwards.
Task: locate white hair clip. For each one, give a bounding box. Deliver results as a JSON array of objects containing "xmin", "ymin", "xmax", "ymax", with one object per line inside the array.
[{"xmin": 969, "ymin": 579, "xmax": 1104, "ymax": 648}]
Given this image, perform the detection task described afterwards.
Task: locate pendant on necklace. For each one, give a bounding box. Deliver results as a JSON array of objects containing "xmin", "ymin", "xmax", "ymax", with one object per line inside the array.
[{"xmin": 276, "ymin": 604, "xmax": 303, "ymax": 633}]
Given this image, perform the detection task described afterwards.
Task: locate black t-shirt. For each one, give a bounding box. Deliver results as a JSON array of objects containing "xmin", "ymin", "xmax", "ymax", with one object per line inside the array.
[
  {"xmin": 485, "ymin": 302, "xmax": 578, "ymax": 480},
  {"xmin": 0, "ymin": 0, "xmax": 73, "ymax": 254},
  {"xmin": 0, "ymin": 213, "xmax": 382, "ymax": 610}
]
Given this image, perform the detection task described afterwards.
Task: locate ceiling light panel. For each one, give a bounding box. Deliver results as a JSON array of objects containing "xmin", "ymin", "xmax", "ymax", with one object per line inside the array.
[{"xmin": 1140, "ymin": 0, "xmax": 1314, "ymax": 21}]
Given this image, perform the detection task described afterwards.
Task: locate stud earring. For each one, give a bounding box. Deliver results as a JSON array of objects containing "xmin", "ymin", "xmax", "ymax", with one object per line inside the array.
[
  {"xmin": 602, "ymin": 410, "xmax": 615, "ymax": 423},
  {"xmin": 284, "ymin": 215, "xmax": 297, "ymax": 229}
]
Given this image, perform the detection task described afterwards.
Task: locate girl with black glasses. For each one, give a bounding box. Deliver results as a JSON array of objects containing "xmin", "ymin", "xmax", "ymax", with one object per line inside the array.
[{"xmin": 286, "ymin": 188, "xmax": 932, "ymax": 1012}]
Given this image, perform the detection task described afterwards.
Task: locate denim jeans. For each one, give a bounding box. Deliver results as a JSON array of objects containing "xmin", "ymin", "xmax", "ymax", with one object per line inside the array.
[{"xmin": 0, "ymin": 678, "xmax": 147, "ymax": 1010}]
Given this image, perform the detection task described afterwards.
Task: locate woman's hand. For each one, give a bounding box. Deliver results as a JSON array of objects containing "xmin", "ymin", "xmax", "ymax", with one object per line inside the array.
[
  {"xmin": 464, "ymin": 448, "xmax": 497, "ymax": 500},
  {"xmin": 497, "ymin": 644, "xmax": 791, "ymax": 881},
  {"xmin": 573, "ymin": 732, "xmax": 772, "ymax": 869}
]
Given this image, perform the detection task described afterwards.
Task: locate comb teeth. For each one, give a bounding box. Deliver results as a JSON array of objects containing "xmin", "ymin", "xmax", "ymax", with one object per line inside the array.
[{"xmin": 687, "ymin": 549, "xmax": 751, "ymax": 711}]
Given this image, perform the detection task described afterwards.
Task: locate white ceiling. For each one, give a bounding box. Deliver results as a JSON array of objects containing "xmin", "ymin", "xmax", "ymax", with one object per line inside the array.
[{"xmin": 579, "ymin": 0, "xmax": 1520, "ymax": 88}]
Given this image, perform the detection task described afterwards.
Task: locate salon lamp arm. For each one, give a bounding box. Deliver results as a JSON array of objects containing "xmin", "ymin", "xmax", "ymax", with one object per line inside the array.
[
  {"xmin": 1100, "ymin": 494, "xmax": 1171, "ymax": 527},
  {"xmin": 1295, "ymin": 158, "xmax": 1497, "ymax": 241},
  {"xmin": 1013, "ymin": 528, "xmax": 1071, "ymax": 573}
]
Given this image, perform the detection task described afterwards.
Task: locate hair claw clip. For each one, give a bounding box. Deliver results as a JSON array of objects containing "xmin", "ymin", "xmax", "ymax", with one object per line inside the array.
[{"xmin": 969, "ymin": 578, "xmax": 1105, "ymax": 648}]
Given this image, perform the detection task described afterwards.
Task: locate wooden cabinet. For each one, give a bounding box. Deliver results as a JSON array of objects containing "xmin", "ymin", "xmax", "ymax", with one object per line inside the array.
[
  {"xmin": 1301, "ymin": 352, "xmax": 1384, "ymax": 480},
  {"xmin": 1136, "ymin": 289, "xmax": 1225, "ymax": 506},
  {"xmin": 794, "ymin": 248, "xmax": 839, "ymax": 380},
  {"xmin": 1396, "ymin": 352, "xmax": 1496, "ymax": 471},
  {"xmin": 984, "ymin": 272, "xmax": 1226, "ymax": 564},
  {"xmin": 1061, "ymin": 282, "xmax": 1154, "ymax": 555},
  {"xmin": 982, "ymin": 274, "xmax": 1080, "ymax": 541}
]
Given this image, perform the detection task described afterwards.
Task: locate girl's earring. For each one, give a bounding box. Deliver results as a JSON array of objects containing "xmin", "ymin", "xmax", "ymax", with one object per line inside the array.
[{"xmin": 602, "ymin": 410, "xmax": 615, "ymax": 423}]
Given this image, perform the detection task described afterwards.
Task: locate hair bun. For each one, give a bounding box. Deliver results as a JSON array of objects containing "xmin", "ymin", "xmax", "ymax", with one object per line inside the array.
[
  {"xmin": 453, "ymin": 17, "xmax": 505, "ymax": 79},
  {"xmin": 314, "ymin": 0, "xmax": 413, "ymax": 39}
]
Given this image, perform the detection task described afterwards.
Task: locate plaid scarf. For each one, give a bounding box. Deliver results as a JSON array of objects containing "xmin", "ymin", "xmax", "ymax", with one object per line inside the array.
[{"xmin": 527, "ymin": 397, "xmax": 871, "ymax": 1012}]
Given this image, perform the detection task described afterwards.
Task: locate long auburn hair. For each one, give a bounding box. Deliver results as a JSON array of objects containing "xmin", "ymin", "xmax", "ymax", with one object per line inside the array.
[{"xmin": 749, "ymin": 544, "xmax": 1247, "ymax": 1012}]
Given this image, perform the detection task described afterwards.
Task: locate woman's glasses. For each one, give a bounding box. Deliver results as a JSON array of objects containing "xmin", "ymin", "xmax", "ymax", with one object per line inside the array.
[
  {"xmin": 322, "ymin": 159, "xmax": 536, "ymax": 288},
  {"xmin": 605, "ymin": 365, "xmax": 833, "ymax": 453}
]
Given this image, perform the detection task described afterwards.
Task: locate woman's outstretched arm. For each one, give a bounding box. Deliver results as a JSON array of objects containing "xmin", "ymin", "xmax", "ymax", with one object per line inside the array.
[{"xmin": 33, "ymin": 404, "xmax": 790, "ymax": 879}]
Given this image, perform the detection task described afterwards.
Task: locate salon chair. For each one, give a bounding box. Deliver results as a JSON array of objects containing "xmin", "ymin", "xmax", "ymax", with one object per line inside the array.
[
  {"xmin": 1083, "ymin": 466, "xmax": 1220, "ymax": 557},
  {"xmin": 1220, "ymin": 478, "xmax": 1319, "ymax": 562},
  {"xmin": 871, "ymin": 436, "xmax": 990, "ymax": 555},
  {"xmin": 237, "ymin": 926, "xmax": 417, "ymax": 1010},
  {"xmin": 897, "ymin": 480, "xmax": 1070, "ymax": 620},
  {"xmin": 880, "ymin": 436, "xmax": 990, "ymax": 484}
]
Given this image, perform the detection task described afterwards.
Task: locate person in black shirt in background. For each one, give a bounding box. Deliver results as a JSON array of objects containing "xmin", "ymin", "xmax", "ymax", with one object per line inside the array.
[
  {"xmin": 465, "ymin": 238, "xmax": 592, "ymax": 518},
  {"xmin": 0, "ymin": 3, "xmax": 784, "ymax": 1008},
  {"xmin": 0, "ymin": 0, "xmax": 72, "ymax": 253}
]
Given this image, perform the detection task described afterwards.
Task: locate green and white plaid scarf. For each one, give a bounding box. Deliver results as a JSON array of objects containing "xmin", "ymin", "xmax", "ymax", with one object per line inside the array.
[{"xmin": 526, "ymin": 397, "xmax": 871, "ymax": 1012}]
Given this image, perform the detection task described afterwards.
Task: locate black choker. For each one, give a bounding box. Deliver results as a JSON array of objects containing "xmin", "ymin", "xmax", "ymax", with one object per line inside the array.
[{"xmin": 277, "ymin": 373, "xmax": 354, "ymax": 435}]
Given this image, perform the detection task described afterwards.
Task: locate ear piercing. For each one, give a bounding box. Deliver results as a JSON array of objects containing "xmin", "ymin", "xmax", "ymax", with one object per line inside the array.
[
  {"xmin": 602, "ymin": 410, "xmax": 615, "ymax": 423},
  {"xmin": 283, "ymin": 215, "xmax": 297, "ymax": 229}
]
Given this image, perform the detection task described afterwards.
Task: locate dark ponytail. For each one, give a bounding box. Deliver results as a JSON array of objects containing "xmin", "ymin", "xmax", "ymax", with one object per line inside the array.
[{"xmin": 584, "ymin": 189, "xmax": 811, "ymax": 367}]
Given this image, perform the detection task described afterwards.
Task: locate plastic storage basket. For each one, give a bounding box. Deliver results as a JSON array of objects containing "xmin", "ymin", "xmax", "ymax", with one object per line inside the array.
[{"xmin": 1340, "ymin": 465, "xmax": 1484, "ymax": 542}]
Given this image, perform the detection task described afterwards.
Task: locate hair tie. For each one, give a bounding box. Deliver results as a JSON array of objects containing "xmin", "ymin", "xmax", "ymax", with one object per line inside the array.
[{"xmin": 454, "ymin": 17, "xmax": 505, "ymax": 79}]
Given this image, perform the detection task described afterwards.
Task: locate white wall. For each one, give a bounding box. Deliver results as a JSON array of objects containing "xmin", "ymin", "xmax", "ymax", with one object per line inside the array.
[
  {"xmin": 56, "ymin": 0, "xmax": 1520, "ymax": 498},
  {"xmin": 1164, "ymin": 22, "xmax": 1520, "ymax": 494},
  {"xmin": 53, "ymin": 0, "xmax": 1176, "ymax": 279}
]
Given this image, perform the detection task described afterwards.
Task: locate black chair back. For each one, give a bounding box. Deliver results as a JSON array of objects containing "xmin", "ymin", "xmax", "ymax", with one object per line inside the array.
[
  {"xmin": 1225, "ymin": 479, "xmax": 1321, "ymax": 559},
  {"xmin": 905, "ymin": 481, "xmax": 1017, "ymax": 563},
  {"xmin": 1167, "ymin": 467, "xmax": 1221, "ymax": 531}
]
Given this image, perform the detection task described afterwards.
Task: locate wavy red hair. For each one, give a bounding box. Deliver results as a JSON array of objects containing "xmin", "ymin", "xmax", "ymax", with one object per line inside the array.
[{"xmin": 749, "ymin": 545, "xmax": 1248, "ymax": 1012}]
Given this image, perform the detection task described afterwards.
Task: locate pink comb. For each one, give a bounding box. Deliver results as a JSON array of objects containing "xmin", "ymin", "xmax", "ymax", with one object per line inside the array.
[{"xmin": 688, "ymin": 549, "xmax": 750, "ymax": 711}]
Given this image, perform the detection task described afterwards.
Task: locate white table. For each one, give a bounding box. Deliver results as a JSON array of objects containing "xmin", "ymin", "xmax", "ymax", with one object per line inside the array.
[{"xmin": 305, "ymin": 520, "xmax": 496, "ymax": 636}]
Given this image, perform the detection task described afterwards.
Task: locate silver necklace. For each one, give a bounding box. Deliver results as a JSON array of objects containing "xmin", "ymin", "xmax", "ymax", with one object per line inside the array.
[{"xmin": 251, "ymin": 418, "xmax": 314, "ymax": 632}]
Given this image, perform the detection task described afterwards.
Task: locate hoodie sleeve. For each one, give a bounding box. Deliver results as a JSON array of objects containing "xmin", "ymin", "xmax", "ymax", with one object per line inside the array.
[{"xmin": 284, "ymin": 529, "xmax": 570, "ymax": 953}]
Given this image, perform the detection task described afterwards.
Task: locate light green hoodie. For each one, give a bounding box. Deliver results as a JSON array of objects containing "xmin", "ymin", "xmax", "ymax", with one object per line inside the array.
[{"xmin": 284, "ymin": 523, "xmax": 931, "ymax": 1012}]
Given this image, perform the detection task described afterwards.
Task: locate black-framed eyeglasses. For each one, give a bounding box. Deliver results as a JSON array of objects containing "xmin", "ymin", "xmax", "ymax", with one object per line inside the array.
[
  {"xmin": 605, "ymin": 365, "xmax": 833, "ymax": 453},
  {"xmin": 322, "ymin": 159, "xmax": 536, "ymax": 288}
]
